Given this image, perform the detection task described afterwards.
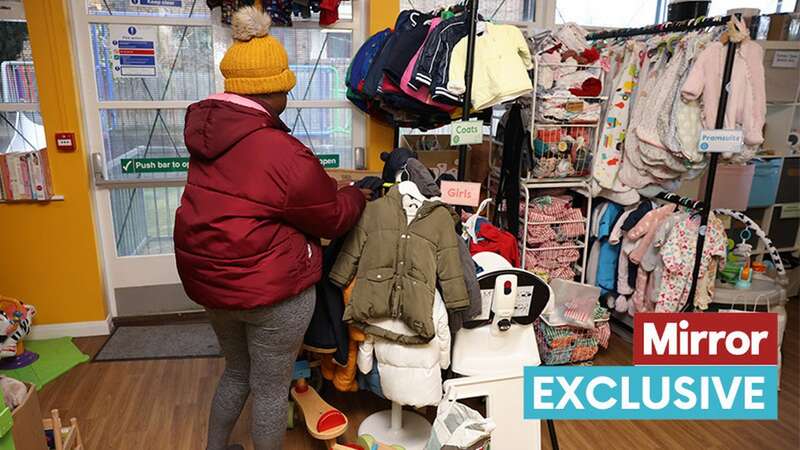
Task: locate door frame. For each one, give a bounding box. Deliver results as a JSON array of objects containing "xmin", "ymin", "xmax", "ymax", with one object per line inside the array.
[{"xmin": 68, "ymin": 0, "xmax": 366, "ymax": 318}]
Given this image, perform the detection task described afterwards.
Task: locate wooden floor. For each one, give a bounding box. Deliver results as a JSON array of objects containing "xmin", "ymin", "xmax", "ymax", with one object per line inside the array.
[{"xmin": 39, "ymin": 301, "xmax": 799, "ymax": 450}]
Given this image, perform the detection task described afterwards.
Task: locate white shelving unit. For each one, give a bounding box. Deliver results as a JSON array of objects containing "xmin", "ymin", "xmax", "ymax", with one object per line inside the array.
[
  {"xmin": 519, "ymin": 179, "xmax": 592, "ymax": 283},
  {"xmin": 514, "ymin": 56, "xmax": 605, "ymax": 283},
  {"xmin": 755, "ymin": 40, "xmax": 800, "ymax": 258},
  {"xmin": 526, "ymin": 58, "xmax": 605, "ymax": 183}
]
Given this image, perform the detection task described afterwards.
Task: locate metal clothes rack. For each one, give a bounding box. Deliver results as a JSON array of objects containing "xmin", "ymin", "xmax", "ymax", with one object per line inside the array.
[
  {"xmin": 655, "ymin": 192, "xmax": 705, "ymax": 211},
  {"xmin": 456, "ymin": 0, "xmax": 480, "ymax": 181},
  {"xmin": 392, "ymin": 0, "xmax": 481, "ymax": 183},
  {"xmin": 587, "ymin": 15, "xmax": 739, "ymax": 312}
]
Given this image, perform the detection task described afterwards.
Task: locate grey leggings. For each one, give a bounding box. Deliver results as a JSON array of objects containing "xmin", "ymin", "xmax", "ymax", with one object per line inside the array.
[{"xmin": 206, "ymin": 288, "xmax": 315, "ymax": 450}]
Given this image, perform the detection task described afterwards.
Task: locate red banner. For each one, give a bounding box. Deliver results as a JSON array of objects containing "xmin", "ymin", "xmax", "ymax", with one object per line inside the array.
[{"xmin": 633, "ymin": 313, "xmax": 778, "ymax": 365}]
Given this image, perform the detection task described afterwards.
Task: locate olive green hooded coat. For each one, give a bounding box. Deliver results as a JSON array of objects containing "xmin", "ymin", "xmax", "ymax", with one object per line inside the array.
[{"xmin": 330, "ymin": 186, "xmax": 469, "ymax": 344}]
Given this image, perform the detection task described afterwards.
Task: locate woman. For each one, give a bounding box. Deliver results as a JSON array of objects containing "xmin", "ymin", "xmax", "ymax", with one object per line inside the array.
[{"xmin": 173, "ymin": 6, "xmax": 367, "ymax": 449}]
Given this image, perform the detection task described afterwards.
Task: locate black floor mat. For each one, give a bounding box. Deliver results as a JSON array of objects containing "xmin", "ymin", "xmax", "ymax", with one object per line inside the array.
[{"xmin": 94, "ymin": 323, "xmax": 221, "ymax": 361}]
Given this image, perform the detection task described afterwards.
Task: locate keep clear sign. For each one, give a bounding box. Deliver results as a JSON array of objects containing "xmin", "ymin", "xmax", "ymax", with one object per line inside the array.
[
  {"xmin": 110, "ymin": 25, "xmax": 158, "ymax": 78},
  {"xmin": 131, "ymin": 0, "xmax": 183, "ymax": 6}
]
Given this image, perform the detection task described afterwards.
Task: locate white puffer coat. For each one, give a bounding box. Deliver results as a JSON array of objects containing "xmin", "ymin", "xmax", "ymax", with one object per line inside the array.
[{"xmin": 357, "ymin": 292, "xmax": 450, "ymax": 407}]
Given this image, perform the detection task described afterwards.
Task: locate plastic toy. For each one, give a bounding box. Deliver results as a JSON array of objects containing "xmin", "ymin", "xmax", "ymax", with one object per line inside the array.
[
  {"xmin": 290, "ymin": 378, "xmax": 348, "ymax": 447},
  {"xmin": 720, "ymin": 229, "xmax": 753, "ymax": 285},
  {"xmin": 714, "ymin": 209, "xmax": 789, "ymax": 286},
  {"xmin": 0, "ymin": 295, "xmax": 37, "ymax": 369},
  {"xmin": 736, "ymin": 263, "xmax": 753, "ymax": 289},
  {"xmin": 357, "ymin": 434, "xmax": 406, "ymax": 450}
]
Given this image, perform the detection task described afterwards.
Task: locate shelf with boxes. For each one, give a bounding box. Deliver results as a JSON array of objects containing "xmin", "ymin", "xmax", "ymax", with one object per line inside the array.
[
  {"xmin": 741, "ymin": 41, "xmax": 799, "ymax": 259},
  {"xmin": 0, "ymin": 148, "xmax": 59, "ymax": 203}
]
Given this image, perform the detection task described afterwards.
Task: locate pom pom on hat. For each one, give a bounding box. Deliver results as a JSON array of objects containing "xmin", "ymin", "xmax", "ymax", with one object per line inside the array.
[
  {"xmin": 220, "ymin": 6, "xmax": 296, "ymax": 95},
  {"xmin": 232, "ymin": 6, "xmax": 272, "ymax": 42}
]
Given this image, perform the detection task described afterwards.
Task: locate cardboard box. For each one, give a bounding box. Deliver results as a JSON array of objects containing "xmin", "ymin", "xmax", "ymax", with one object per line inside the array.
[
  {"xmin": 326, "ymin": 168, "xmax": 381, "ymax": 183},
  {"xmin": 11, "ymin": 383, "xmax": 48, "ymax": 450},
  {"xmin": 401, "ymin": 134, "xmax": 493, "ymax": 184}
]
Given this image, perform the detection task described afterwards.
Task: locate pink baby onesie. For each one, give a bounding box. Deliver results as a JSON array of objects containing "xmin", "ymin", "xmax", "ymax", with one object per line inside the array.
[
  {"xmin": 627, "ymin": 204, "xmax": 676, "ymax": 265},
  {"xmin": 656, "ymin": 213, "xmax": 727, "ymax": 312}
]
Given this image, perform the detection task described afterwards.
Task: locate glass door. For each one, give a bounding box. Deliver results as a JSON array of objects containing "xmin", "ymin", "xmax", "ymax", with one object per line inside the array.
[{"xmin": 70, "ymin": 0, "xmax": 364, "ymax": 317}]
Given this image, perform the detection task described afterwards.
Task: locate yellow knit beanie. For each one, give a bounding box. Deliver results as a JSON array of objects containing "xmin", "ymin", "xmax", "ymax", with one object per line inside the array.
[{"xmin": 220, "ymin": 6, "xmax": 296, "ymax": 95}]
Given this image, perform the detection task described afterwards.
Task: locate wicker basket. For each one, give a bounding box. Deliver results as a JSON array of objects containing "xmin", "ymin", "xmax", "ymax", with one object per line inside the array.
[{"xmin": 535, "ymin": 306, "xmax": 610, "ymax": 365}]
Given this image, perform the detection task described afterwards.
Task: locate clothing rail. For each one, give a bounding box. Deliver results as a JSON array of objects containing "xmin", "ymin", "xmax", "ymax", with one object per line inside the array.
[
  {"xmin": 654, "ymin": 191, "xmax": 705, "ymax": 212},
  {"xmin": 456, "ymin": 0, "xmax": 480, "ymax": 181},
  {"xmin": 392, "ymin": 0, "xmax": 481, "ymax": 182},
  {"xmin": 588, "ymin": 15, "xmax": 740, "ymax": 312},
  {"xmin": 586, "ymin": 15, "xmax": 732, "ymax": 40}
]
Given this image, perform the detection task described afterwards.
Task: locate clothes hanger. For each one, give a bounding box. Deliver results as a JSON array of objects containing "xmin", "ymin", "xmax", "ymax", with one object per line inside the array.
[
  {"xmin": 464, "ymin": 198, "xmax": 492, "ymax": 244},
  {"xmin": 397, "ymin": 180, "xmax": 427, "ymax": 203}
]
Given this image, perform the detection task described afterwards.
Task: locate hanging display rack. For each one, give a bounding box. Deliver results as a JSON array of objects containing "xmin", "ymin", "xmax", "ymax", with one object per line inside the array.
[
  {"xmin": 587, "ymin": 14, "xmax": 740, "ymax": 313},
  {"xmin": 455, "ymin": 0, "xmax": 481, "ymax": 181},
  {"xmin": 392, "ymin": 0, "xmax": 483, "ymax": 183}
]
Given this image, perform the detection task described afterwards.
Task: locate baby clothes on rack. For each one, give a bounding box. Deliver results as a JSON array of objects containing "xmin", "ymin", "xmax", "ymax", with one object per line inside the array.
[
  {"xmin": 586, "ymin": 201, "xmax": 624, "ymax": 294},
  {"xmin": 447, "ymin": 23, "xmax": 533, "ymax": 111},
  {"xmin": 681, "ymin": 39, "xmax": 766, "ymax": 162},
  {"xmin": 656, "ymin": 212, "xmax": 727, "ymax": 312},
  {"xmin": 586, "ymin": 196, "xmax": 730, "ymax": 315},
  {"xmin": 347, "ymin": 8, "xmax": 536, "ymax": 128},
  {"xmin": 589, "ymin": 25, "xmax": 765, "ymax": 196}
]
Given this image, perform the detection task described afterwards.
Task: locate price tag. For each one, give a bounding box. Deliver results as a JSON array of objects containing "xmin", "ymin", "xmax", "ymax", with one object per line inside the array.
[
  {"xmin": 565, "ymin": 101, "xmax": 584, "ymax": 113},
  {"xmin": 450, "ymin": 119, "xmax": 483, "ymax": 146},
  {"xmin": 698, "ymin": 129, "xmax": 744, "ymax": 153},
  {"xmin": 772, "ymin": 51, "xmax": 800, "ymax": 68},
  {"xmin": 781, "ymin": 203, "xmax": 800, "ymax": 219}
]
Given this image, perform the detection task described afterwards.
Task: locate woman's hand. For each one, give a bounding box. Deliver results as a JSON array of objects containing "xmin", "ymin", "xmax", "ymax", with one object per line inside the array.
[{"xmin": 358, "ymin": 188, "xmax": 374, "ymax": 200}]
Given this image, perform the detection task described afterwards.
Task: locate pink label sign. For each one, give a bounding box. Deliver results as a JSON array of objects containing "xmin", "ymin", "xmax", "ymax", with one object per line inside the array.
[{"xmin": 440, "ymin": 181, "xmax": 481, "ymax": 207}]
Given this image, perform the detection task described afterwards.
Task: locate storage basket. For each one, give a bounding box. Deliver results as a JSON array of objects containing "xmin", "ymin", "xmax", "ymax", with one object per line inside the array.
[
  {"xmin": 748, "ymin": 159, "xmax": 783, "ymax": 208},
  {"xmin": 530, "ymin": 124, "xmax": 596, "ymax": 179},
  {"xmin": 534, "ymin": 306, "xmax": 611, "ymax": 365},
  {"xmin": 701, "ymin": 163, "xmax": 756, "ymax": 210}
]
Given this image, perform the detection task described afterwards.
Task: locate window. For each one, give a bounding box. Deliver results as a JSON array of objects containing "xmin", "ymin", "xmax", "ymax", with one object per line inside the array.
[
  {"xmin": 401, "ymin": 0, "xmax": 537, "ymax": 22},
  {"xmin": 555, "ymin": 0, "xmax": 662, "ymax": 29},
  {"xmin": 75, "ymin": 0, "xmax": 363, "ymax": 256},
  {"xmin": 555, "ymin": 0, "xmax": 798, "ymax": 29},
  {"xmin": 708, "ymin": 0, "xmax": 797, "ymax": 15},
  {"xmin": 0, "ymin": 2, "xmax": 43, "ymax": 155}
]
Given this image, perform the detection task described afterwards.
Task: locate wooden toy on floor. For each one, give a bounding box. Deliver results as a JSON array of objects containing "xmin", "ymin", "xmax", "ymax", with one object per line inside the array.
[
  {"xmin": 42, "ymin": 409, "xmax": 84, "ymax": 450},
  {"xmin": 290, "ymin": 378, "xmax": 348, "ymax": 447}
]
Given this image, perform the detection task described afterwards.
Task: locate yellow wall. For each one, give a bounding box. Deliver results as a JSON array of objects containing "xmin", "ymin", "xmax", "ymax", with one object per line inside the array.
[
  {"xmin": 0, "ymin": 0, "xmax": 398, "ymax": 325},
  {"xmin": 0, "ymin": 0, "xmax": 107, "ymax": 324},
  {"xmin": 366, "ymin": 0, "xmax": 400, "ymax": 170}
]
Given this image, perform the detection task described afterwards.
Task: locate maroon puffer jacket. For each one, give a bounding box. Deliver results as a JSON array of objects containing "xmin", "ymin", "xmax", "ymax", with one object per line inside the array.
[{"xmin": 174, "ymin": 94, "xmax": 365, "ymax": 310}]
